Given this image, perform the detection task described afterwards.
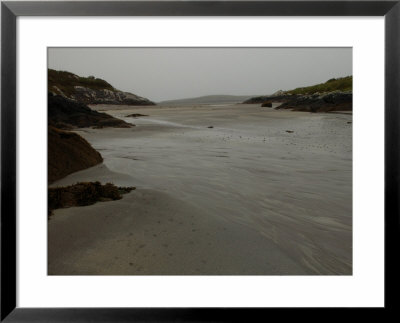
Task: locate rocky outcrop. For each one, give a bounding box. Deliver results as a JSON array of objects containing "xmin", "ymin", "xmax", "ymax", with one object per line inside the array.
[
  {"xmin": 48, "ymin": 93, "xmax": 132, "ymax": 129},
  {"xmin": 48, "ymin": 69, "xmax": 155, "ymax": 106},
  {"xmin": 276, "ymin": 91, "xmax": 352, "ymax": 112},
  {"xmin": 246, "ymin": 91, "xmax": 352, "ymax": 112},
  {"xmin": 48, "ymin": 127, "xmax": 103, "ymax": 183},
  {"xmin": 72, "ymin": 86, "xmax": 155, "ymax": 106},
  {"xmin": 48, "ymin": 93, "xmax": 134, "ymax": 184},
  {"xmin": 125, "ymin": 113, "xmax": 149, "ymax": 118},
  {"xmin": 261, "ymin": 101, "xmax": 273, "ymax": 107},
  {"xmin": 48, "ymin": 182, "xmax": 135, "ymax": 216},
  {"xmin": 243, "ymin": 76, "xmax": 352, "ymax": 112},
  {"xmin": 47, "ymin": 71, "xmax": 143, "ymax": 186}
]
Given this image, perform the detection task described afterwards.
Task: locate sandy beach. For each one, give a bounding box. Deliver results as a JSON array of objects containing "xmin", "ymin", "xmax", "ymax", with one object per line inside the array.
[{"xmin": 49, "ymin": 104, "xmax": 352, "ymax": 275}]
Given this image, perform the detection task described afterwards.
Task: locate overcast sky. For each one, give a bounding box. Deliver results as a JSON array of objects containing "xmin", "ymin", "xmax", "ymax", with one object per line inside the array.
[{"xmin": 48, "ymin": 48, "xmax": 352, "ymax": 102}]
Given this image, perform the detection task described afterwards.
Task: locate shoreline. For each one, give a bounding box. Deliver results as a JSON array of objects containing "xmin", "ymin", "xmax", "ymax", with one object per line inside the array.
[
  {"xmin": 49, "ymin": 104, "xmax": 352, "ymax": 275},
  {"xmin": 49, "ymin": 188, "xmax": 308, "ymax": 275}
]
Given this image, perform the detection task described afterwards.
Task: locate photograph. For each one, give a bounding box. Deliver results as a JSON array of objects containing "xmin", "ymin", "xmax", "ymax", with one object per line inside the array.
[
  {"xmin": 47, "ymin": 47, "xmax": 352, "ymax": 276},
  {"xmin": 2, "ymin": 0, "xmax": 397, "ymax": 319}
]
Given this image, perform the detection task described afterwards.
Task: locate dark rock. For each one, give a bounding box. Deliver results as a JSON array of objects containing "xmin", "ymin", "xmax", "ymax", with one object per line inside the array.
[
  {"xmin": 286, "ymin": 130, "xmax": 294, "ymax": 133},
  {"xmin": 48, "ymin": 182, "xmax": 136, "ymax": 217},
  {"xmin": 48, "ymin": 93, "xmax": 132, "ymax": 129},
  {"xmin": 261, "ymin": 101, "xmax": 273, "ymax": 107},
  {"xmin": 207, "ymin": 126, "xmax": 214, "ymax": 128},
  {"xmin": 47, "ymin": 92, "xmax": 134, "ymax": 186},
  {"xmin": 48, "ymin": 126, "xmax": 103, "ymax": 183},
  {"xmin": 125, "ymin": 113, "xmax": 149, "ymax": 118},
  {"xmin": 243, "ymin": 94, "xmax": 295, "ymax": 104},
  {"xmin": 243, "ymin": 77, "xmax": 352, "ymax": 112},
  {"xmin": 275, "ymin": 92, "xmax": 352, "ymax": 113}
]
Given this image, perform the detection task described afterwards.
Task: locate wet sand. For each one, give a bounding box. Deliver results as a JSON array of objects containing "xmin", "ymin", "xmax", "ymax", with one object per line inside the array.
[{"xmin": 49, "ymin": 104, "xmax": 352, "ymax": 275}]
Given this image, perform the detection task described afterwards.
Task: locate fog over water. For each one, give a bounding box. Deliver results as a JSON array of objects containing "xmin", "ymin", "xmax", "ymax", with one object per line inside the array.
[{"xmin": 48, "ymin": 48, "xmax": 352, "ymax": 102}]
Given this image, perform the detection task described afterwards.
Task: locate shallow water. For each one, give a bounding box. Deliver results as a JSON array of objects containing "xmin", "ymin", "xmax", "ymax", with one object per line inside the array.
[{"xmin": 79, "ymin": 104, "xmax": 352, "ymax": 274}]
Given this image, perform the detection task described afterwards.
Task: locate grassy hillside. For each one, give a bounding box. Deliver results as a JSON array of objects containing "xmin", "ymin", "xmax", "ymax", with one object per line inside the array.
[
  {"xmin": 48, "ymin": 69, "xmax": 116, "ymax": 96},
  {"xmin": 285, "ymin": 76, "xmax": 352, "ymax": 95}
]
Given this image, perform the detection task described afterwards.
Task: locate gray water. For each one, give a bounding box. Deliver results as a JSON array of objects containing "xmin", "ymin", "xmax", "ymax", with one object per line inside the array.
[{"xmin": 81, "ymin": 104, "xmax": 352, "ymax": 274}]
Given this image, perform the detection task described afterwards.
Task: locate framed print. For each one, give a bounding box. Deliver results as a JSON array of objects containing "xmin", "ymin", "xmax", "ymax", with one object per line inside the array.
[{"xmin": 1, "ymin": 1, "xmax": 399, "ymax": 321}]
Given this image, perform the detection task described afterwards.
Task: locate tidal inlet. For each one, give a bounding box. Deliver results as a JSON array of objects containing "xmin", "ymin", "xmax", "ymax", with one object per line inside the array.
[{"xmin": 48, "ymin": 48, "xmax": 352, "ymax": 275}]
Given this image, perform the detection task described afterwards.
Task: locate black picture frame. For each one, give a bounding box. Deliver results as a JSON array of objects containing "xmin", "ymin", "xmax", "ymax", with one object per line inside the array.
[{"xmin": 1, "ymin": 1, "xmax": 399, "ymax": 321}]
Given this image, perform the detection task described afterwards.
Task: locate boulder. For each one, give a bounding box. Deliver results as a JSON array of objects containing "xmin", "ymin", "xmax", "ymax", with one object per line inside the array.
[
  {"xmin": 261, "ymin": 101, "xmax": 273, "ymax": 107},
  {"xmin": 48, "ymin": 126, "xmax": 103, "ymax": 183}
]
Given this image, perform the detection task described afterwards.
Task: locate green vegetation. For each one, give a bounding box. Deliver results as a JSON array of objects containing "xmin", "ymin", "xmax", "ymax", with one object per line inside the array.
[
  {"xmin": 285, "ymin": 76, "xmax": 352, "ymax": 95},
  {"xmin": 48, "ymin": 69, "xmax": 116, "ymax": 96}
]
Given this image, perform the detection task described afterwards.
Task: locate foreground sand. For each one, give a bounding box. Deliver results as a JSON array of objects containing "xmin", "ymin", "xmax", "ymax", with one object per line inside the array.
[
  {"xmin": 49, "ymin": 104, "xmax": 352, "ymax": 275},
  {"xmin": 49, "ymin": 188, "xmax": 306, "ymax": 275}
]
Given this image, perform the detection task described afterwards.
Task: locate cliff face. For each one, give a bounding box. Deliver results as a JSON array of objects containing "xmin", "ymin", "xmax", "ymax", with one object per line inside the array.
[
  {"xmin": 48, "ymin": 69, "xmax": 155, "ymax": 106},
  {"xmin": 48, "ymin": 127, "xmax": 103, "ymax": 183},
  {"xmin": 48, "ymin": 93, "xmax": 132, "ymax": 129}
]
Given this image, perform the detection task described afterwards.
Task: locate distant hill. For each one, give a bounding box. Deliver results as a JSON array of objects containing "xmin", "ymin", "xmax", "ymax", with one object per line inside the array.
[
  {"xmin": 159, "ymin": 95, "xmax": 258, "ymax": 106},
  {"xmin": 48, "ymin": 69, "xmax": 155, "ymax": 106}
]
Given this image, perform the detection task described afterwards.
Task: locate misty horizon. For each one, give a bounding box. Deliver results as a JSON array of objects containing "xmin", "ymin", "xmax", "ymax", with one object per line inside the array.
[{"xmin": 48, "ymin": 48, "xmax": 352, "ymax": 102}]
